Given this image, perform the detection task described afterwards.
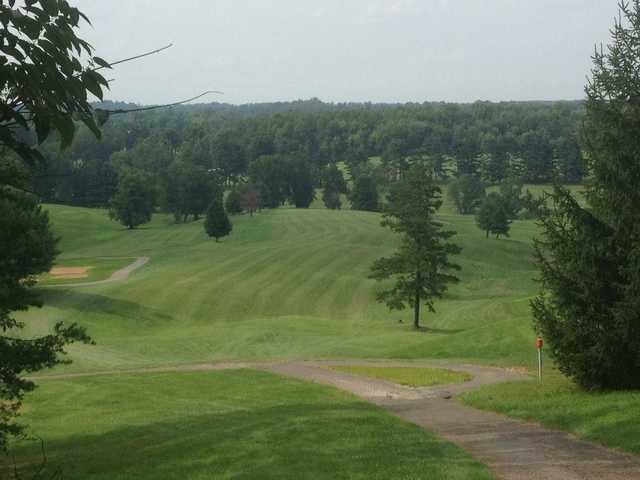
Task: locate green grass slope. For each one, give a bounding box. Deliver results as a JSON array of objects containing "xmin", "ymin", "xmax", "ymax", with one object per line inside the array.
[
  {"xmin": 4, "ymin": 370, "xmax": 495, "ymax": 479},
  {"xmin": 462, "ymin": 371, "xmax": 640, "ymax": 455},
  {"xmin": 18, "ymin": 203, "xmax": 541, "ymax": 373}
]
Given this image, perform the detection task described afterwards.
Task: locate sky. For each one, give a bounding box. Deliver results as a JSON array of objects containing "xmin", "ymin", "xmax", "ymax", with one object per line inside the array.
[{"xmin": 73, "ymin": 0, "xmax": 617, "ymax": 105}]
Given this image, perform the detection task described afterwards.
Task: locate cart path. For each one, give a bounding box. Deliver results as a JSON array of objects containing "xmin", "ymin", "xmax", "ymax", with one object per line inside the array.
[
  {"xmin": 31, "ymin": 360, "xmax": 640, "ymax": 480},
  {"xmin": 44, "ymin": 256, "xmax": 150, "ymax": 288},
  {"xmin": 259, "ymin": 361, "xmax": 640, "ymax": 480}
]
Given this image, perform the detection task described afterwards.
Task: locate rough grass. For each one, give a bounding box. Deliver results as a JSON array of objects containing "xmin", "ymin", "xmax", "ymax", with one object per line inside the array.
[
  {"xmin": 461, "ymin": 370, "xmax": 640, "ymax": 456},
  {"xmin": 22, "ymin": 203, "xmax": 540, "ymax": 374},
  {"xmin": 5, "ymin": 370, "xmax": 495, "ymax": 480},
  {"xmin": 329, "ymin": 365, "xmax": 472, "ymax": 387}
]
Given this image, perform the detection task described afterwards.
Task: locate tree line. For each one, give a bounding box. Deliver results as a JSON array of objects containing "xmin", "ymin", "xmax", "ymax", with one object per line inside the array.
[{"xmin": 30, "ymin": 99, "xmax": 585, "ymax": 212}]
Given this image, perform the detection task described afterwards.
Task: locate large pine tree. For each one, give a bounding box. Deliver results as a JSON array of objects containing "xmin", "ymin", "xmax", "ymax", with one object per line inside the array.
[
  {"xmin": 370, "ymin": 163, "xmax": 461, "ymax": 329},
  {"xmin": 533, "ymin": 1, "xmax": 640, "ymax": 390}
]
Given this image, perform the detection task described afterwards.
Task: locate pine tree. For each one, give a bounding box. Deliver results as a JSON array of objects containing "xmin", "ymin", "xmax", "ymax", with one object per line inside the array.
[
  {"xmin": 205, "ymin": 196, "xmax": 232, "ymax": 242},
  {"xmin": 370, "ymin": 163, "xmax": 461, "ymax": 329},
  {"xmin": 533, "ymin": 1, "xmax": 640, "ymax": 390}
]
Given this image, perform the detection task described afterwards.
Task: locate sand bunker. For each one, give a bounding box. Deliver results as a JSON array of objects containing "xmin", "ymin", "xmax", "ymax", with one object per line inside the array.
[{"xmin": 49, "ymin": 266, "xmax": 92, "ymax": 279}]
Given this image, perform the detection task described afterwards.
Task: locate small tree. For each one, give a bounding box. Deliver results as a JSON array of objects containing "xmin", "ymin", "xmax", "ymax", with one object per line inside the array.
[
  {"xmin": 109, "ymin": 169, "xmax": 155, "ymax": 229},
  {"xmin": 350, "ymin": 176, "xmax": 379, "ymax": 212},
  {"xmin": 499, "ymin": 178, "xmax": 523, "ymax": 219},
  {"xmin": 370, "ymin": 163, "xmax": 461, "ymax": 329},
  {"xmin": 447, "ymin": 175, "xmax": 485, "ymax": 214},
  {"xmin": 476, "ymin": 193, "xmax": 511, "ymax": 238},
  {"xmin": 241, "ymin": 185, "xmax": 260, "ymax": 216},
  {"xmin": 225, "ymin": 187, "xmax": 243, "ymax": 215},
  {"xmin": 322, "ymin": 164, "xmax": 347, "ymax": 210},
  {"xmin": 322, "ymin": 189, "xmax": 342, "ymax": 210},
  {"xmin": 205, "ymin": 197, "xmax": 232, "ymax": 242}
]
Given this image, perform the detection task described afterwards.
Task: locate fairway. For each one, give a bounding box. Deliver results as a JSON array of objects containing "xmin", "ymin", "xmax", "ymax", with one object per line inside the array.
[{"xmin": 22, "ymin": 204, "xmax": 540, "ymax": 373}]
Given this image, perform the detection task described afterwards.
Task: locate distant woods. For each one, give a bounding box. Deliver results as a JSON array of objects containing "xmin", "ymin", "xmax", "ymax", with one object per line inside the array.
[{"xmin": 30, "ymin": 100, "xmax": 585, "ymax": 220}]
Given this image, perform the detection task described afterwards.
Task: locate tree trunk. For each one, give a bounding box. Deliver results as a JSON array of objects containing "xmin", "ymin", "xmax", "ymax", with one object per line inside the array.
[
  {"xmin": 485, "ymin": 230, "xmax": 489, "ymax": 238},
  {"xmin": 414, "ymin": 270, "xmax": 421, "ymax": 329}
]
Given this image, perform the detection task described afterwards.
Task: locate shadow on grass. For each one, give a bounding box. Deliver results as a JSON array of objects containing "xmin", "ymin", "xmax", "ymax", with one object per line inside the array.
[
  {"xmin": 5, "ymin": 403, "xmax": 493, "ymax": 480},
  {"xmin": 39, "ymin": 290, "xmax": 173, "ymax": 323}
]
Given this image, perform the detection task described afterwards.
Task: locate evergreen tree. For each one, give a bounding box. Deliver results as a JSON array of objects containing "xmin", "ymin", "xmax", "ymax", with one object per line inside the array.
[
  {"xmin": 350, "ymin": 176, "xmax": 379, "ymax": 212},
  {"xmin": 475, "ymin": 192, "xmax": 511, "ymax": 238},
  {"xmin": 447, "ymin": 174, "xmax": 485, "ymax": 214},
  {"xmin": 533, "ymin": 2, "xmax": 640, "ymax": 390},
  {"xmin": 370, "ymin": 163, "xmax": 461, "ymax": 329},
  {"xmin": 109, "ymin": 169, "xmax": 155, "ymax": 229},
  {"xmin": 205, "ymin": 196, "xmax": 232, "ymax": 242}
]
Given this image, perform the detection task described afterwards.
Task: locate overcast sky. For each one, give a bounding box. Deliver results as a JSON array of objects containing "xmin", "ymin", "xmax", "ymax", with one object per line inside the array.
[{"xmin": 74, "ymin": 0, "xmax": 617, "ymax": 105}]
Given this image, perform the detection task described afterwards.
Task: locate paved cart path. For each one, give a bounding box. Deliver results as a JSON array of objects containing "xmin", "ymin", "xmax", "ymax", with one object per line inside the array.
[
  {"xmin": 258, "ymin": 361, "xmax": 640, "ymax": 480},
  {"xmin": 31, "ymin": 360, "xmax": 640, "ymax": 480},
  {"xmin": 44, "ymin": 256, "xmax": 150, "ymax": 288}
]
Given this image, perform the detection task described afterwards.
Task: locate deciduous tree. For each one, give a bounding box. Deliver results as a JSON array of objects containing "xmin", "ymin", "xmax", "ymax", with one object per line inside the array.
[
  {"xmin": 447, "ymin": 174, "xmax": 485, "ymax": 214},
  {"xmin": 475, "ymin": 192, "xmax": 511, "ymax": 238},
  {"xmin": 109, "ymin": 169, "xmax": 155, "ymax": 229},
  {"xmin": 0, "ymin": 0, "xmax": 106, "ymax": 449}
]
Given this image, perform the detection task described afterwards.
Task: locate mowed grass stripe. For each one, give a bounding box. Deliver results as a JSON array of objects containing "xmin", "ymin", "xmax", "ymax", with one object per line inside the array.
[{"xmin": 22, "ymin": 204, "xmax": 541, "ymax": 372}]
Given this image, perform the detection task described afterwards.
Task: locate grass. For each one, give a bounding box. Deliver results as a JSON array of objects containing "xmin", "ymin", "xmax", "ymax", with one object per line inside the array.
[
  {"xmin": 5, "ymin": 370, "xmax": 495, "ymax": 480},
  {"xmin": 12, "ymin": 192, "xmax": 639, "ymax": 475},
  {"xmin": 462, "ymin": 370, "xmax": 640, "ymax": 455},
  {"xmin": 37, "ymin": 257, "xmax": 134, "ymax": 285},
  {"xmin": 20, "ymin": 203, "xmax": 540, "ymax": 374},
  {"xmin": 328, "ymin": 365, "xmax": 472, "ymax": 387}
]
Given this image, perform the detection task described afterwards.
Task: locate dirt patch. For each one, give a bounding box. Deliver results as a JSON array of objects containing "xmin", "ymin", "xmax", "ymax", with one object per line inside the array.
[{"xmin": 49, "ymin": 266, "xmax": 92, "ymax": 279}]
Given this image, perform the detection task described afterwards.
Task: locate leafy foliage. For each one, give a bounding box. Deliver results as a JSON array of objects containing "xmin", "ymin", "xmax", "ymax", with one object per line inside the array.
[
  {"xmin": 0, "ymin": 0, "xmax": 109, "ymax": 169},
  {"xmin": 350, "ymin": 176, "xmax": 379, "ymax": 212},
  {"xmin": 288, "ymin": 158, "xmax": 315, "ymax": 208},
  {"xmin": 447, "ymin": 175, "xmax": 485, "ymax": 214},
  {"xmin": 322, "ymin": 164, "xmax": 346, "ymax": 209},
  {"xmin": 476, "ymin": 192, "xmax": 511, "ymax": 238},
  {"xmin": 108, "ymin": 169, "xmax": 155, "ymax": 229},
  {"xmin": 225, "ymin": 187, "xmax": 243, "ymax": 215},
  {"xmin": 370, "ymin": 163, "xmax": 461, "ymax": 329},
  {"xmin": 0, "ymin": 1, "xmax": 106, "ymax": 450}
]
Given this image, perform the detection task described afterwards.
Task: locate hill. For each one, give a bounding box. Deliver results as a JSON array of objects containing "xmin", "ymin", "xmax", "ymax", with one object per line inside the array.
[{"xmin": 22, "ymin": 203, "xmax": 540, "ymax": 374}]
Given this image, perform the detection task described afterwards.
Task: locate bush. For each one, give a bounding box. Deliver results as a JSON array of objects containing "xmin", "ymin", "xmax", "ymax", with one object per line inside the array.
[{"xmin": 225, "ymin": 188, "xmax": 243, "ymax": 215}]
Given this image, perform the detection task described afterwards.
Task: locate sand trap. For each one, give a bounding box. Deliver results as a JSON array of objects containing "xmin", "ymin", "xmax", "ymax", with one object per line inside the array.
[{"xmin": 49, "ymin": 266, "xmax": 92, "ymax": 279}]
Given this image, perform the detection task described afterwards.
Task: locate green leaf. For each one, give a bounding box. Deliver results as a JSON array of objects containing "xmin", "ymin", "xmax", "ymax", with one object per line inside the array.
[{"xmin": 92, "ymin": 56, "xmax": 111, "ymax": 69}]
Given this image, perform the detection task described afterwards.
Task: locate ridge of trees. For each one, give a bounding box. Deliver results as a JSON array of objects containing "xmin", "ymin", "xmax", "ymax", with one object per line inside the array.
[{"xmin": 31, "ymin": 99, "xmax": 586, "ymax": 210}]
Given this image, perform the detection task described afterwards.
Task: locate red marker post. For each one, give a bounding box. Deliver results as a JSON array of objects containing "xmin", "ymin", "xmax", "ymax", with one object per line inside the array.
[{"xmin": 536, "ymin": 336, "xmax": 544, "ymax": 382}]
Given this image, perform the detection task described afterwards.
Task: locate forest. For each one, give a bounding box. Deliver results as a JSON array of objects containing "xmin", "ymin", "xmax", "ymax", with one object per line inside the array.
[{"xmin": 32, "ymin": 98, "xmax": 585, "ymax": 210}]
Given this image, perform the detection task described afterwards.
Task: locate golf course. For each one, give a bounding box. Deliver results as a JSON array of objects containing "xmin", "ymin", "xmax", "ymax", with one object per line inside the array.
[{"xmin": 3, "ymin": 197, "xmax": 638, "ymax": 479}]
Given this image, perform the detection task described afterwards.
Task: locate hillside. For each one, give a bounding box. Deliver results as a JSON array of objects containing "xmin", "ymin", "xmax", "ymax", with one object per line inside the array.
[{"xmin": 21, "ymin": 203, "xmax": 540, "ymax": 373}]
